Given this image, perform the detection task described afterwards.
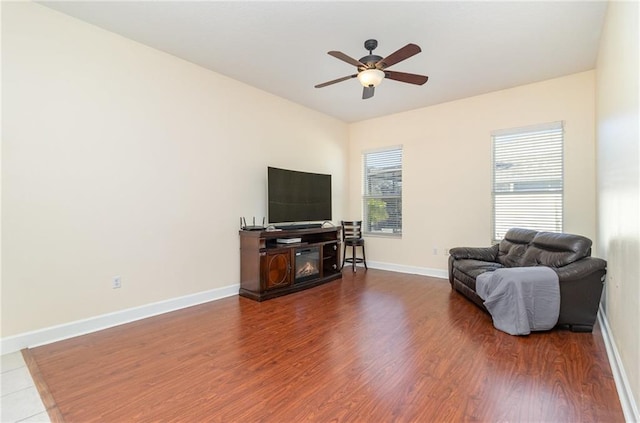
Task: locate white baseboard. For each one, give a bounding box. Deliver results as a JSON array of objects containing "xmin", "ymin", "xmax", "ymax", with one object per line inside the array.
[
  {"xmin": 365, "ymin": 260, "xmax": 449, "ymax": 280},
  {"xmin": 598, "ymin": 305, "xmax": 640, "ymax": 423},
  {"xmin": 1, "ymin": 284, "xmax": 240, "ymax": 355}
]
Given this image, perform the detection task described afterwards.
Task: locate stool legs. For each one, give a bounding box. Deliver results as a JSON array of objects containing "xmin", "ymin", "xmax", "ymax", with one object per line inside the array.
[
  {"xmin": 362, "ymin": 244, "xmax": 367, "ymax": 270},
  {"xmin": 352, "ymin": 243, "xmax": 357, "ymax": 272},
  {"xmin": 342, "ymin": 244, "xmax": 367, "ymax": 272}
]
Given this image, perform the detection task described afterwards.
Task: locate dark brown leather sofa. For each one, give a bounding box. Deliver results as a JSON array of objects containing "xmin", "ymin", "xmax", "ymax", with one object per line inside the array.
[{"xmin": 448, "ymin": 228, "xmax": 607, "ymax": 332}]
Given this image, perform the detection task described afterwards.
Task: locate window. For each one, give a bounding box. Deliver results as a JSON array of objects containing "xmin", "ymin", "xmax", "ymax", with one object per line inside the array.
[
  {"xmin": 492, "ymin": 122, "xmax": 563, "ymax": 242},
  {"xmin": 362, "ymin": 146, "xmax": 402, "ymax": 236}
]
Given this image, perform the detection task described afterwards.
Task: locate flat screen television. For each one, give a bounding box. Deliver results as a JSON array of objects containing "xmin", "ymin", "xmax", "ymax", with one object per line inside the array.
[{"xmin": 268, "ymin": 166, "xmax": 332, "ymax": 227}]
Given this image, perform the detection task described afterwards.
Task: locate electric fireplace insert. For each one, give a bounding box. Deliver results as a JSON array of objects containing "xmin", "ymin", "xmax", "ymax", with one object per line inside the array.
[{"xmin": 294, "ymin": 247, "xmax": 320, "ymax": 283}]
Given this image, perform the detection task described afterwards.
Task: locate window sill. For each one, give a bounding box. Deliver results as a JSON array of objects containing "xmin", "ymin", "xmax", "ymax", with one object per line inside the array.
[{"xmin": 364, "ymin": 232, "xmax": 402, "ymax": 239}]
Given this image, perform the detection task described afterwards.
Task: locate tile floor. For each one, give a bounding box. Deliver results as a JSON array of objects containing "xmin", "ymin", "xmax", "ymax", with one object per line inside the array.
[{"xmin": 1, "ymin": 352, "xmax": 50, "ymax": 422}]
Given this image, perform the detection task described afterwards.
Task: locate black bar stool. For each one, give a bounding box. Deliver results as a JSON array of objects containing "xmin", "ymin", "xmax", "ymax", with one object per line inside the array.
[{"xmin": 341, "ymin": 220, "xmax": 367, "ymax": 272}]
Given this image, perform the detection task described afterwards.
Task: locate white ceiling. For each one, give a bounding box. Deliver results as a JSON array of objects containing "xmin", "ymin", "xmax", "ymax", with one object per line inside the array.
[{"xmin": 38, "ymin": 1, "xmax": 607, "ymax": 123}]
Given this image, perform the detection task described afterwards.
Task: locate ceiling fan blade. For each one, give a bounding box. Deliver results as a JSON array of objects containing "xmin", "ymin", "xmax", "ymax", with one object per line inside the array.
[
  {"xmin": 328, "ymin": 51, "xmax": 366, "ymax": 68},
  {"xmin": 375, "ymin": 43, "xmax": 421, "ymax": 70},
  {"xmin": 362, "ymin": 86, "xmax": 375, "ymax": 100},
  {"xmin": 384, "ymin": 71, "xmax": 429, "ymax": 85},
  {"xmin": 315, "ymin": 74, "xmax": 357, "ymax": 88}
]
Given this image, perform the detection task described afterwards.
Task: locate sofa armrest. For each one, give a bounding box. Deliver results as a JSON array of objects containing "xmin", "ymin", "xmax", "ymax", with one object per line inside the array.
[
  {"xmin": 449, "ymin": 244, "xmax": 499, "ymax": 262},
  {"xmin": 553, "ymin": 257, "xmax": 607, "ymax": 282}
]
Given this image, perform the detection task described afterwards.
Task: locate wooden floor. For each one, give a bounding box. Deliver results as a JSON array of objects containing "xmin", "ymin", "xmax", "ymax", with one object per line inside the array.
[{"xmin": 26, "ymin": 269, "xmax": 623, "ymax": 422}]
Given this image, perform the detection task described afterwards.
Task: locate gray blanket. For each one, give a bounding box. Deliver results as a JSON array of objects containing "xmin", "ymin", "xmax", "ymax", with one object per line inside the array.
[{"xmin": 476, "ymin": 267, "xmax": 560, "ymax": 335}]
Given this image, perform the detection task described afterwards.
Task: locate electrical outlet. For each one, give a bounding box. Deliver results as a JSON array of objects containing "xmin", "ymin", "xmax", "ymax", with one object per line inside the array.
[
  {"xmin": 444, "ymin": 248, "xmax": 450, "ymax": 255},
  {"xmin": 112, "ymin": 276, "xmax": 122, "ymax": 289},
  {"xmin": 432, "ymin": 247, "xmax": 438, "ymax": 255}
]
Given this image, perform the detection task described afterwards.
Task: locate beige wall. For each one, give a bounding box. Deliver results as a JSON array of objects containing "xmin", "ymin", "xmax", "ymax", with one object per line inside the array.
[
  {"xmin": 348, "ymin": 71, "xmax": 597, "ymax": 271},
  {"xmin": 1, "ymin": 2, "xmax": 348, "ymax": 336},
  {"xmin": 596, "ymin": 0, "xmax": 640, "ymax": 413}
]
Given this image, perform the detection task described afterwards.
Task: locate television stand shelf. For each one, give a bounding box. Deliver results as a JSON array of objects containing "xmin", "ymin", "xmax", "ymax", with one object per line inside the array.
[{"xmin": 239, "ymin": 226, "xmax": 342, "ymax": 301}]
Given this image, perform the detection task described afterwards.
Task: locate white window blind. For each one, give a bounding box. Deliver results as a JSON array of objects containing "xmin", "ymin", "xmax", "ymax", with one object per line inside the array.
[
  {"xmin": 362, "ymin": 147, "xmax": 402, "ymax": 236},
  {"xmin": 492, "ymin": 122, "xmax": 563, "ymax": 242}
]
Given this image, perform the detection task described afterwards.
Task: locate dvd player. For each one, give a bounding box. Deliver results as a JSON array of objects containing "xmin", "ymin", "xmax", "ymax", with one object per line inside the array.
[{"xmin": 276, "ymin": 238, "xmax": 302, "ymax": 244}]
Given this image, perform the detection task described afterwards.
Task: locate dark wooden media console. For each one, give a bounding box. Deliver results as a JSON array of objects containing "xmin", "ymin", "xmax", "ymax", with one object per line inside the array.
[{"xmin": 239, "ymin": 226, "xmax": 342, "ymax": 301}]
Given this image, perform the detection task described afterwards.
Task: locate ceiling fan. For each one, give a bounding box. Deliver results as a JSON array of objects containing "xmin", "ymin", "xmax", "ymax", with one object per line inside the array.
[{"xmin": 315, "ymin": 39, "xmax": 429, "ymax": 100}]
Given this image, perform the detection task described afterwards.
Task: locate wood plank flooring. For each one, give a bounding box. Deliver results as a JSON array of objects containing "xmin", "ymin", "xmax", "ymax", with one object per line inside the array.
[{"xmin": 26, "ymin": 269, "xmax": 624, "ymax": 422}]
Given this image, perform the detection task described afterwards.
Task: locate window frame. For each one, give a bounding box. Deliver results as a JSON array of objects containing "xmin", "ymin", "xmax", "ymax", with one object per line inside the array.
[
  {"xmin": 491, "ymin": 121, "xmax": 564, "ymax": 243},
  {"xmin": 362, "ymin": 146, "xmax": 403, "ymax": 238}
]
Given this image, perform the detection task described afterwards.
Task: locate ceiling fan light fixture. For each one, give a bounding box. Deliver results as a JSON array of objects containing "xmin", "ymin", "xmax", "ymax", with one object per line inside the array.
[{"xmin": 357, "ymin": 69, "xmax": 385, "ymax": 87}]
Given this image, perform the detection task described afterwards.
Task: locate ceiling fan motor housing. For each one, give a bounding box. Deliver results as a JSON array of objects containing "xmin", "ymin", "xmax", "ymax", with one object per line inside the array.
[{"xmin": 359, "ymin": 54, "xmax": 382, "ymax": 69}]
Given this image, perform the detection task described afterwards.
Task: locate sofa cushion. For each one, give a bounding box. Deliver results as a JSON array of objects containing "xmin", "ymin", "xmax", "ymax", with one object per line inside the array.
[
  {"xmin": 452, "ymin": 259, "xmax": 504, "ymax": 291},
  {"xmin": 455, "ymin": 259, "xmax": 504, "ymax": 276},
  {"xmin": 522, "ymin": 231, "xmax": 592, "ymax": 268},
  {"xmin": 497, "ymin": 228, "xmax": 538, "ymax": 267}
]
